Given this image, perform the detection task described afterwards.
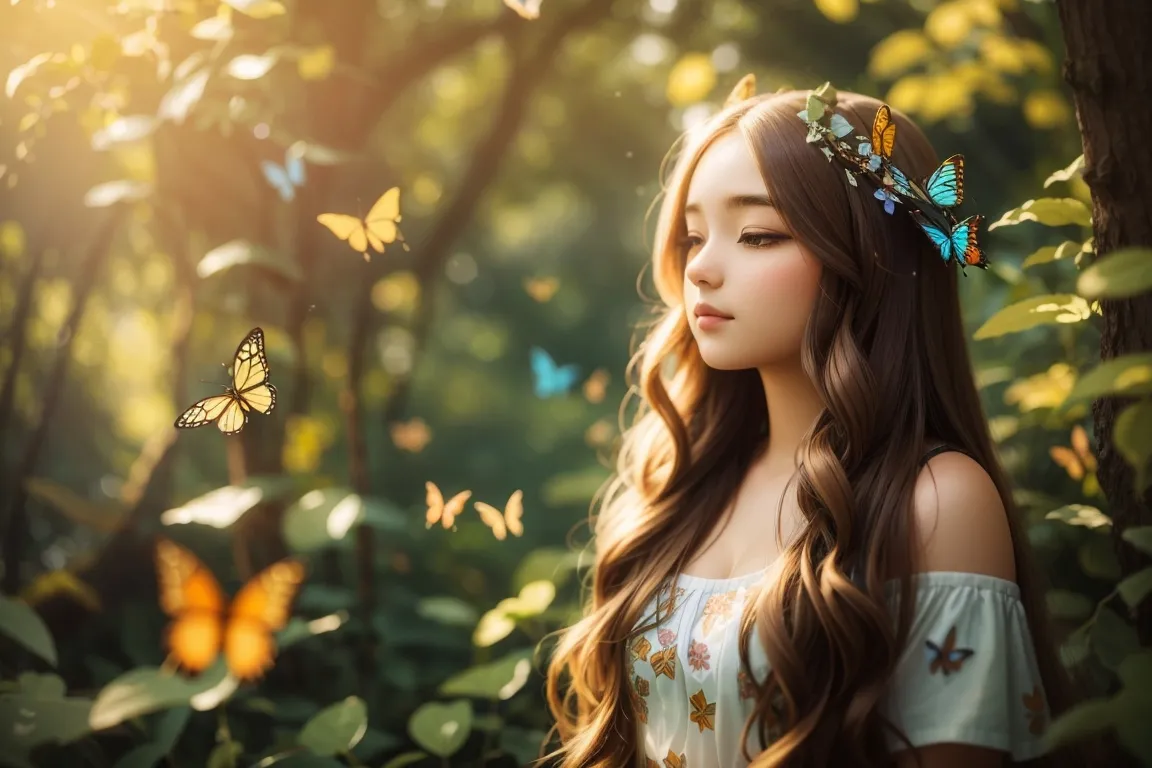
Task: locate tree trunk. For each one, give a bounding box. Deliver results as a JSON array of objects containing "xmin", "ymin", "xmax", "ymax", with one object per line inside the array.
[{"xmin": 1057, "ymin": 0, "xmax": 1152, "ymax": 642}]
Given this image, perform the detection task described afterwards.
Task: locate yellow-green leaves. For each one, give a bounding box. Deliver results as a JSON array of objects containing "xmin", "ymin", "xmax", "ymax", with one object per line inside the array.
[
  {"xmin": 988, "ymin": 197, "xmax": 1091, "ymax": 230},
  {"xmin": 813, "ymin": 0, "xmax": 858, "ymax": 24},
  {"xmin": 1078, "ymin": 248, "xmax": 1152, "ymax": 300},
  {"xmin": 974, "ymin": 294, "xmax": 1093, "ymax": 340}
]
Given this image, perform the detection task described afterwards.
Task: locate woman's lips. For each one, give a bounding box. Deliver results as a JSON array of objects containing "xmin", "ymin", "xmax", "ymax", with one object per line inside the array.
[{"xmin": 696, "ymin": 315, "xmax": 732, "ymax": 330}]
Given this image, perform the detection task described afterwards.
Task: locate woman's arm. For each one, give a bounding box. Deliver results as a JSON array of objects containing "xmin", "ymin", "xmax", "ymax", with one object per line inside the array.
[{"xmin": 891, "ymin": 450, "xmax": 1016, "ymax": 768}]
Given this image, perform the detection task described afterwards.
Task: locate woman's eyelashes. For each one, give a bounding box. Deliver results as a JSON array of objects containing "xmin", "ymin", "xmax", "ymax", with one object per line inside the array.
[{"xmin": 678, "ymin": 231, "xmax": 790, "ymax": 251}]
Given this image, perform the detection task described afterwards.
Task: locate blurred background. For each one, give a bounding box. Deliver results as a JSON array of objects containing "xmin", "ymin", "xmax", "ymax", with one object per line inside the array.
[{"xmin": 1, "ymin": 0, "xmax": 1149, "ymax": 765}]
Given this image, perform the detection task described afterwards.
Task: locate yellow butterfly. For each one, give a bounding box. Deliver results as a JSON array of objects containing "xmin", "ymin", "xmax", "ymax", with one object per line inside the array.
[
  {"xmin": 316, "ymin": 187, "xmax": 408, "ymax": 262},
  {"xmin": 425, "ymin": 481, "xmax": 472, "ymax": 530},
  {"xmin": 175, "ymin": 327, "xmax": 276, "ymax": 436},
  {"xmin": 474, "ymin": 490, "xmax": 524, "ymax": 541},
  {"xmin": 523, "ymin": 276, "xmax": 559, "ymax": 303},
  {"xmin": 582, "ymin": 368, "xmax": 610, "ymax": 403}
]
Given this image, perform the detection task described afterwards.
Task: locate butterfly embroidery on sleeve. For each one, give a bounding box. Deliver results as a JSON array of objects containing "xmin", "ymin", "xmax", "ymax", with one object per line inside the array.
[
  {"xmin": 175, "ymin": 327, "xmax": 276, "ymax": 436},
  {"xmin": 155, "ymin": 538, "xmax": 304, "ymax": 681},
  {"xmin": 1023, "ymin": 683, "xmax": 1047, "ymax": 735},
  {"xmin": 925, "ymin": 624, "xmax": 975, "ymax": 676}
]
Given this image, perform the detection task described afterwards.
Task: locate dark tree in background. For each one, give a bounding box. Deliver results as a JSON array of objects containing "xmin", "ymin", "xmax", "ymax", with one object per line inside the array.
[{"xmin": 1057, "ymin": 0, "xmax": 1152, "ymax": 643}]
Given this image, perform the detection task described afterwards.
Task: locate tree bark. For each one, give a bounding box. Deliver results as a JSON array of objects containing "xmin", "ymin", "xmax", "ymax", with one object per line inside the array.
[{"xmin": 1057, "ymin": 0, "xmax": 1152, "ymax": 642}]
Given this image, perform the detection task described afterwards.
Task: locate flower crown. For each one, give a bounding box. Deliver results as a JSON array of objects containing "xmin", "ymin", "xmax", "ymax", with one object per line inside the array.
[{"xmin": 726, "ymin": 77, "xmax": 989, "ymax": 275}]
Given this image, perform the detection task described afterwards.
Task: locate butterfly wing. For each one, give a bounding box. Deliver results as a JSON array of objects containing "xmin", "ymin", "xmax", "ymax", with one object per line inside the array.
[
  {"xmin": 223, "ymin": 558, "xmax": 305, "ymax": 681},
  {"xmin": 924, "ymin": 639, "xmax": 944, "ymax": 675},
  {"xmin": 285, "ymin": 153, "xmax": 306, "ymax": 188},
  {"xmin": 921, "ymin": 154, "xmax": 964, "ymax": 208},
  {"xmin": 155, "ymin": 539, "xmax": 226, "ymax": 673},
  {"xmin": 238, "ymin": 384, "xmax": 276, "ymax": 416},
  {"xmin": 317, "ymin": 213, "xmax": 370, "ymax": 253},
  {"xmin": 215, "ymin": 398, "xmax": 248, "ymax": 435},
  {"xmin": 908, "ymin": 210, "xmax": 955, "ymax": 263},
  {"xmin": 474, "ymin": 501, "xmax": 507, "ymax": 540},
  {"xmin": 261, "ymin": 162, "xmax": 295, "ymax": 202},
  {"xmin": 443, "ymin": 490, "xmax": 472, "ymax": 529},
  {"xmin": 175, "ymin": 394, "xmax": 237, "ymax": 430},
  {"xmin": 425, "ymin": 481, "xmax": 445, "ymax": 528},
  {"xmin": 871, "ymin": 105, "xmax": 896, "ymax": 160},
  {"xmin": 948, "ymin": 214, "xmax": 986, "ymax": 269},
  {"xmin": 530, "ymin": 347, "xmax": 579, "ymax": 398},
  {"xmin": 888, "ymin": 165, "xmax": 913, "ymax": 197},
  {"xmin": 504, "ymin": 489, "xmax": 524, "ymax": 537},
  {"xmin": 231, "ymin": 327, "xmax": 271, "ymax": 394},
  {"xmin": 364, "ymin": 187, "xmax": 401, "ymax": 251}
]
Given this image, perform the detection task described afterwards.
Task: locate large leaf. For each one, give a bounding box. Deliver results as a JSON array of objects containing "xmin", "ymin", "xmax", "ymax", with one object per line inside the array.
[
  {"xmin": 1117, "ymin": 567, "xmax": 1152, "ymax": 609},
  {"xmin": 417, "ymin": 596, "xmax": 479, "ymax": 627},
  {"xmin": 1079, "ymin": 535, "xmax": 1121, "ymax": 581},
  {"xmin": 512, "ymin": 548, "xmax": 583, "ymax": 591},
  {"xmin": 1078, "ymin": 247, "xmax": 1152, "ymax": 299},
  {"xmin": 1044, "ymin": 155, "xmax": 1084, "ymax": 188},
  {"xmin": 0, "ymin": 674, "xmax": 93, "ymax": 759},
  {"xmin": 299, "ymin": 696, "xmax": 367, "ymax": 756},
  {"xmin": 988, "ymin": 198, "xmax": 1091, "ymax": 230},
  {"xmin": 1065, "ymin": 354, "xmax": 1152, "ymax": 403},
  {"xmin": 407, "ymin": 700, "xmax": 472, "ymax": 758},
  {"xmin": 439, "ymin": 648, "xmax": 534, "ymax": 700},
  {"xmin": 1122, "ymin": 526, "xmax": 1152, "ymax": 557},
  {"xmin": 973, "ymin": 294, "xmax": 1091, "ymax": 340},
  {"xmin": 160, "ymin": 485, "xmax": 264, "ymax": 528},
  {"xmin": 1046, "ymin": 589, "xmax": 1093, "ymax": 620},
  {"xmin": 1043, "ymin": 697, "xmax": 1117, "ymax": 750},
  {"xmin": 197, "ymin": 240, "xmax": 301, "ymax": 282},
  {"xmin": 89, "ymin": 662, "xmax": 233, "ymax": 731},
  {"xmin": 282, "ymin": 489, "xmax": 406, "ymax": 553},
  {"xmin": 1116, "ymin": 401, "xmax": 1152, "ymax": 492},
  {"xmin": 1021, "ymin": 240, "xmax": 1086, "ymax": 269},
  {"xmin": 0, "ymin": 595, "xmax": 57, "ymax": 666},
  {"xmin": 1090, "ymin": 607, "xmax": 1140, "ymax": 671},
  {"xmin": 25, "ymin": 478, "xmax": 128, "ymax": 532}
]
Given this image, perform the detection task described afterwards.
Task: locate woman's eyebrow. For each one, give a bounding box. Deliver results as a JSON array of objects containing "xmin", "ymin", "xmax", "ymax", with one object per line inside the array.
[{"xmin": 684, "ymin": 193, "xmax": 775, "ymax": 216}]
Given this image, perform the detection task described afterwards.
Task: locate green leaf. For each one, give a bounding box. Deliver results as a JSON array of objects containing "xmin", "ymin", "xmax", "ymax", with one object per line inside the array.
[
  {"xmin": 1077, "ymin": 247, "xmax": 1152, "ymax": 299},
  {"xmin": 282, "ymin": 489, "xmax": 406, "ymax": 554},
  {"xmin": 1044, "ymin": 155, "xmax": 1085, "ymax": 188},
  {"xmin": 380, "ymin": 753, "xmax": 429, "ymax": 768},
  {"xmin": 1021, "ymin": 240, "xmax": 1085, "ymax": 268},
  {"xmin": 1079, "ymin": 534, "xmax": 1121, "ymax": 581},
  {"xmin": 973, "ymin": 294, "xmax": 1092, "ymax": 340},
  {"xmin": 222, "ymin": 0, "xmax": 286, "ymax": 18},
  {"xmin": 1116, "ymin": 402, "xmax": 1152, "ymax": 488},
  {"xmin": 1090, "ymin": 607, "xmax": 1140, "ymax": 671},
  {"xmin": 152, "ymin": 705, "xmax": 191, "ymax": 751},
  {"xmin": 160, "ymin": 485, "xmax": 264, "ymax": 528},
  {"xmin": 499, "ymin": 726, "xmax": 549, "ymax": 767},
  {"xmin": 1043, "ymin": 697, "xmax": 1118, "ymax": 751},
  {"xmin": 512, "ymin": 548, "xmax": 583, "ymax": 592},
  {"xmin": 407, "ymin": 700, "xmax": 472, "ymax": 758},
  {"xmin": 1045, "ymin": 504, "xmax": 1111, "ymax": 529},
  {"xmin": 1117, "ymin": 567, "xmax": 1152, "ymax": 609},
  {"xmin": 0, "ymin": 594, "xmax": 57, "ymax": 666},
  {"xmin": 0, "ymin": 673, "xmax": 93, "ymax": 756},
  {"xmin": 472, "ymin": 610, "xmax": 516, "ymax": 648},
  {"xmin": 1123, "ymin": 526, "xmax": 1152, "ymax": 557},
  {"xmin": 207, "ymin": 740, "xmax": 243, "ymax": 768},
  {"xmin": 197, "ymin": 240, "xmax": 301, "ymax": 282},
  {"xmin": 84, "ymin": 180, "xmax": 151, "ymax": 208},
  {"xmin": 989, "ymin": 197, "xmax": 1091, "ymax": 230},
  {"xmin": 299, "ymin": 696, "xmax": 367, "ymax": 756},
  {"xmin": 417, "ymin": 596, "xmax": 480, "ymax": 627},
  {"xmin": 1046, "ymin": 589, "xmax": 1093, "ymax": 620},
  {"xmin": 112, "ymin": 743, "xmax": 168, "ymax": 768},
  {"xmin": 25, "ymin": 478, "xmax": 128, "ymax": 532},
  {"xmin": 1065, "ymin": 354, "xmax": 1152, "ymax": 403},
  {"xmin": 439, "ymin": 649, "xmax": 534, "ymax": 700},
  {"xmin": 88, "ymin": 662, "xmax": 232, "ymax": 731}
]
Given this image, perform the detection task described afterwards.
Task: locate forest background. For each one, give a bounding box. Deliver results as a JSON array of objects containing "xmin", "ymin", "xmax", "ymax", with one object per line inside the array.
[{"xmin": 1, "ymin": 0, "xmax": 1151, "ymax": 766}]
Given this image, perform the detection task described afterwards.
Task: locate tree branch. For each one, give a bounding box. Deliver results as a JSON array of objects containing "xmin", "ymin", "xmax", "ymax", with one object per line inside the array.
[{"xmin": 0, "ymin": 249, "xmax": 46, "ymax": 447}]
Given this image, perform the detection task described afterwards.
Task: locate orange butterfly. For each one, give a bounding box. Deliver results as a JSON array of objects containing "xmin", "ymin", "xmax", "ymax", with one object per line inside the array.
[
  {"xmin": 154, "ymin": 538, "xmax": 305, "ymax": 681},
  {"xmin": 425, "ymin": 481, "xmax": 471, "ymax": 530},
  {"xmin": 473, "ymin": 490, "xmax": 524, "ymax": 541},
  {"xmin": 924, "ymin": 624, "xmax": 974, "ymax": 676}
]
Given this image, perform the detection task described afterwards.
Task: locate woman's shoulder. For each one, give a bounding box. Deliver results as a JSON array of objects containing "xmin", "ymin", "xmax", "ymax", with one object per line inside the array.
[{"xmin": 909, "ymin": 447, "xmax": 1016, "ymax": 582}]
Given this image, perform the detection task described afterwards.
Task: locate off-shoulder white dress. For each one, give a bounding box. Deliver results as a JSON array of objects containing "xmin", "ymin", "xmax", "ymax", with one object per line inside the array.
[{"xmin": 628, "ymin": 566, "xmax": 1051, "ymax": 767}]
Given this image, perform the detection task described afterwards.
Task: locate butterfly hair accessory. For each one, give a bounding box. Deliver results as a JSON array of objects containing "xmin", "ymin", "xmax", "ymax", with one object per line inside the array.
[{"xmin": 725, "ymin": 77, "xmax": 988, "ymax": 274}]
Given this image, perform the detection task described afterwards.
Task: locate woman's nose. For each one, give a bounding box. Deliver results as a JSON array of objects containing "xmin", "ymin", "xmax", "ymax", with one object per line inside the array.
[{"xmin": 685, "ymin": 246, "xmax": 722, "ymax": 288}]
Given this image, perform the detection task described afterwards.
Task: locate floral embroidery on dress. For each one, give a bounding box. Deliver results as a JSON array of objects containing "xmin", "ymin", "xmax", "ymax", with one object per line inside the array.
[
  {"xmin": 737, "ymin": 668, "xmax": 757, "ymax": 701},
  {"xmin": 688, "ymin": 639, "xmax": 711, "ymax": 671},
  {"xmin": 651, "ymin": 644, "xmax": 677, "ymax": 679},
  {"xmin": 658, "ymin": 628, "xmax": 676, "ymax": 647},
  {"xmin": 688, "ymin": 689, "xmax": 716, "ymax": 732},
  {"xmin": 659, "ymin": 585, "xmax": 687, "ymax": 617},
  {"xmin": 1022, "ymin": 684, "xmax": 1046, "ymax": 735},
  {"xmin": 632, "ymin": 636, "xmax": 652, "ymax": 662},
  {"xmin": 700, "ymin": 590, "xmax": 739, "ymax": 635},
  {"xmin": 924, "ymin": 624, "xmax": 974, "ymax": 676},
  {"xmin": 631, "ymin": 674, "xmax": 650, "ymax": 724}
]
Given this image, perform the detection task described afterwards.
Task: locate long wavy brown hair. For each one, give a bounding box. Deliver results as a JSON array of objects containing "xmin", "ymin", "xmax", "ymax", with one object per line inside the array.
[{"xmin": 541, "ymin": 90, "xmax": 1081, "ymax": 767}]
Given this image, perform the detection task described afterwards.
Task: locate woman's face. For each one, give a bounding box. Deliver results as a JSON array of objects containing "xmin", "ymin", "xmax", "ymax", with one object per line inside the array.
[{"xmin": 682, "ymin": 131, "xmax": 824, "ymax": 371}]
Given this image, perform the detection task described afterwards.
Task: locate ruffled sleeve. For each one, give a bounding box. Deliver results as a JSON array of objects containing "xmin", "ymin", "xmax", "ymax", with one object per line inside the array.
[{"xmin": 879, "ymin": 571, "xmax": 1050, "ymax": 760}]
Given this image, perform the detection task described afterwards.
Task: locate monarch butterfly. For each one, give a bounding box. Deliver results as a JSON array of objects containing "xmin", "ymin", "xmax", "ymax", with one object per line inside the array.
[
  {"xmin": 474, "ymin": 490, "xmax": 524, "ymax": 541},
  {"xmin": 175, "ymin": 327, "xmax": 277, "ymax": 436},
  {"xmin": 425, "ymin": 481, "xmax": 472, "ymax": 530},
  {"xmin": 154, "ymin": 538, "xmax": 305, "ymax": 681},
  {"xmin": 316, "ymin": 187, "xmax": 408, "ymax": 262},
  {"xmin": 924, "ymin": 624, "xmax": 974, "ymax": 676}
]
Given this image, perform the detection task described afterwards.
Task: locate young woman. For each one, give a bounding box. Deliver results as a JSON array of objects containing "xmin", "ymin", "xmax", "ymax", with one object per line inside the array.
[{"xmin": 542, "ymin": 80, "xmax": 1080, "ymax": 767}]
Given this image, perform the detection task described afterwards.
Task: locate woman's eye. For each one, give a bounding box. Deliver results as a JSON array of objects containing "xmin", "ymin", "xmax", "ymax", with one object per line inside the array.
[
  {"xmin": 678, "ymin": 235, "xmax": 703, "ymax": 250},
  {"xmin": 740, "ymin": 233, "xmax": 788, "ymax": 248}
]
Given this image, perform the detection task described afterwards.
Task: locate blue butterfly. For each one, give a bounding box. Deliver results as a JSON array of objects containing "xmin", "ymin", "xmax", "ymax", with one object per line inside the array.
[
  {"xmin": 908, "ymin": 211, "xmax": 987, "ymax": 270},
  {"xmin": 910, "ymin": 154, "xmax": 964, "ymax": 209},
  {"xmin": 924, "ymin": 625, "xmax": 975, "ymax": 676},
  {"xmin": 261, "ymin": 149, "xmax": 306, "ymax": 202},
  {"xmin": 530, "ymin": 347, "xmax": 580, "ymax": 398}
]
